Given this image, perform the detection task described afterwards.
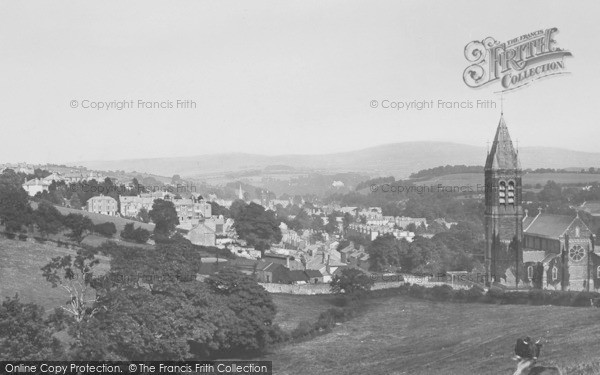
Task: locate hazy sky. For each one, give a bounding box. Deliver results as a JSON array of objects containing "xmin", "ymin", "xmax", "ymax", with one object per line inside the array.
[{"xmin": 1, "ymin": 0, "xmax": 598, "ymax": 164}]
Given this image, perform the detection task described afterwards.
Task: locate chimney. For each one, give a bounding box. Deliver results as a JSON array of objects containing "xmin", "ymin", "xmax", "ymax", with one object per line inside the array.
[
  {"xmin": 286, "ymin": 256, "xmax": 290, "ymax": 269},
  {"xmin": 524, "ymin": 209, "xmax": 528, "ymax": 218},
  {"xmin": 326, "ymin": 255, "xmax": 331, "ymax": 274},
  {"xmin": 322, "ymin": 252, "xmax": 325, "ymax": 263}
]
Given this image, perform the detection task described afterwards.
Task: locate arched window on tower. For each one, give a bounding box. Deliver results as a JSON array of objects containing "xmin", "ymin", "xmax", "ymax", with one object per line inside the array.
[
  {"xmin": 508, "ymin": 181, "xmax": 515, "ymax": 206},
  {"xmin": 527, "ymin": 265, "xmax": 533, "ymax": 279},
  {"xmin": 499, "ymin": 181, "xmax": 506, "ymax": 205},
  {"xmin": 597, "ymin": 266, "xmax": 600, "ymax": 279},
  {"xmin": 552, "ymin": 266, "xmax": 558, "ymax": 281}
]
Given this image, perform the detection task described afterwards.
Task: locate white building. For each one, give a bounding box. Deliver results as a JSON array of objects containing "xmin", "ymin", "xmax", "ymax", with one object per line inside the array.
[
  {"xmin": 22, "ymin": 178, "xmax": 50, "ymax": 196},
  {"xmin": 87, "ymin": 195, "xmax": 118, "ymax": 216}
]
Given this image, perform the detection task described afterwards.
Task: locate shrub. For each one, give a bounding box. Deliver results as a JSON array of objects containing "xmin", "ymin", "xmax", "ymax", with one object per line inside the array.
[
  {"xmin": 430, "ymin": 285, "xmax": 454, "ymax": 301},
  {"xmin": 121, "ymin": 223, "xmax": 151, "ymax": 243},
  {"xmin": 18, "ymin": 234, "xmax": 28, "ymax": 241},
  {"xmin": 94, "ymin": 222, "xmax": 117, "ymax": 237},
  {"xmin": 291, "ymin": 321, "xmax": 315, "ymax": 340},
  {"xmin": 34, "ymin": 236, "xmax": 47, "ymax": 243},
  {"xmin": 408, "ymin": 284, "xmax": 426, "ymax": 298}
]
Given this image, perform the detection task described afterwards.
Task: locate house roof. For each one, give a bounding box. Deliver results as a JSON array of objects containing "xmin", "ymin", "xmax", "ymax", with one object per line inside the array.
[
  {"xmin": 522, "ymin": 216, "xmax": 535, "ymax": 229},
  {"xmin": 23, "ymin": 178, "xmax": 50, "ymax": 186},
  {"xmin": 228, "ymin": 258, "xmax": 259, "ymax": 269},
  {"xmin": 542, "ymin": 253, "xmax": 560, "ymax": 265},
  {"xmin": 523, "ymin": 250, "xmax": 546, "ymax": 263},
  {"xmin": 189, "ymin": 223, "xmax": 216, "ymax": 234},
  {"xmin": 304, "ymin": 270, "xmax": 322, "ymax": 278},
  {"xmin": 524, "ymin": 214, "xmax": 576, "ymax": 238},
  {"xmin": 256, "ymin": 261, "xmax": 277, "ymax": 271},
  {"xmin": 288, "ymin": 270, "xmax": 309, "ymax": 282}
]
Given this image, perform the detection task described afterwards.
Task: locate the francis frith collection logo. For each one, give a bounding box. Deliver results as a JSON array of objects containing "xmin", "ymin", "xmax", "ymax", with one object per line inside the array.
[{"xmin": 463, "ymin": 28, "xmax": 572, "ymax": 92}]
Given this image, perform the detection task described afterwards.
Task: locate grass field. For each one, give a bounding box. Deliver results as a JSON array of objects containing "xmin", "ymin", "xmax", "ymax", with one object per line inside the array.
[
  {"xmin": 416, "ymin": 172, "xmax": 600, "ymax": 191},
  {"xmin": 271, "ymin": 294, "xmax": 340, "ymax": 332},
  {"xmin": 0, "ymin": 238, "xmax": 110, "ymax": 311},
  {"xmin": 267, "ymin": 295, "xmax": 600, "ymax": 375}
]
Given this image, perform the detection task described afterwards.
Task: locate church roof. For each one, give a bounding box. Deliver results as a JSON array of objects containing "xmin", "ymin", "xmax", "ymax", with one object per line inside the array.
[
  {"xmin": 485, "ymin": 115, "xmax": 521, "ymax": 170},
  {"xmin": 523, "ymin": 213, "xmax": 576, "ymax": 238}
]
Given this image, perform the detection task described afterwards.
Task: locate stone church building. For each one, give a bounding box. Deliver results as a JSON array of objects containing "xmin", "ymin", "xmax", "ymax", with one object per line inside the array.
[{"xmin": 484, "ymin": 115, "xmax": 600, "ymax": 291}]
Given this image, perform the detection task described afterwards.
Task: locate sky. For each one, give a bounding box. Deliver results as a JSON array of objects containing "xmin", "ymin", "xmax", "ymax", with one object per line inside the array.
[{"xmin": 0, "ymin": 0, "xmax": 599, "ymax": 164}]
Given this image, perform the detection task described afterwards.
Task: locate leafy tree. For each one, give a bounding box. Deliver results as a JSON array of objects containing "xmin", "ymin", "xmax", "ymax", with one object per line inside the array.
[
  {"xmin": 69, "ymin": 194, "xmax": 82, "ymax": 209},
  {"xmin": 149, "ymin": 199, "xmax": 179, "ymax": 235},
  {"xmin": 538, "ymin": 180, "xmax": 563, "ymax": 202},
  {"xmin": 205, "ymin": 268, "xmax": 280, "ymax": 355},
  {"xmin": 0, "ymin": 295, "xmax": 64, "ymax": 360},
  {"xmin": 233, "ymin": 202, "xmax": 282, "ymax": 250},
  {"xmin": 120, "ymin": 223, "xmax": 151, "ymax": 244},
  {"xmin": 0, "ymin": 170, "xmax": 31, "ymax": 232},
  {"xmin": 330, "ymin": 268, "xmax": 374, "ymax": 298},
  {"xmin": 210, "ymin": 201, "xmax": 230, "ymax": 218},
  {"xmin": 229, "ymin": 199, "xmax": 247, "ymax": 220},
  {"xmin": 41, "ymin": 248, "xmax": 102, "ymax": 337},
  {"xmin": 324, "ymin": 213, "xmax": 338, "ymax": 234},
  {"xmin": 94, "ymin": 222, "xmax": 117, "ymax": 237},
  {"xmin": 367, "ymin": 234, "xmax": 405, "ymax": 272},
  {"xmin": 32, "ymin": 201, "xmax": 64, "ymax": 237},
  {"xmin": 288, "ymin": 209, "xmax": 311, "ymax": 231},
  {"xmin": 63, "ymin": 213, "xmax": 94, "ymax": 243},
  {"xmin": 137, "ymin": 207, "xmax": 150, "ymax": 223}
]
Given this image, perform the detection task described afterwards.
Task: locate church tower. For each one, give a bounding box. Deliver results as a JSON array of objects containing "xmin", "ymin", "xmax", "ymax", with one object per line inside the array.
[{"xmin": 484, "ymin": 115, "xmax": 523, "ymax": 285}]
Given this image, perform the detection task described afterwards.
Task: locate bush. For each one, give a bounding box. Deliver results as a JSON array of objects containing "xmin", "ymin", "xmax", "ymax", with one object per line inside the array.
[
  {"xmin": 408, "ymin": 284, "xmax": 426, "ymax": 298},
  {"xmin": 527, "ymin": 290, "xmax": 545, "ymax": 305},
  {"xmin": 18, "ymin": 234, "xmax": 28, "ymax": 241},
  {"xmin": 430, "ymin": 285, "xmax": 453, "ymax": 301},
  {"xmin": 94, "ymin": 222, "xmax": 117, "ymax": 237},
  {"xmin": 120, "ymin": 223, "xmax": 151, "ymax": 243},
  {"xmin": 291, "ymin": 321, "xmax": 315, "ymax": 340}
]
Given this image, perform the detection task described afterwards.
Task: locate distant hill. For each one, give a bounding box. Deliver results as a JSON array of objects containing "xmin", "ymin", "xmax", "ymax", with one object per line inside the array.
[{"xmin": 77, "ymin": 142, "xmax": 600, "ymax": 179}]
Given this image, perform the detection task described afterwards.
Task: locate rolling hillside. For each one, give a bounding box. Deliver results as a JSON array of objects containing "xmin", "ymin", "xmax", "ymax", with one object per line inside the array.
[
  {"xmin": 267, "ymin": 295, "xmax": 600, "ymax": 375},
  {"xmin": 77, "ymin": 143, "xmax": 600, "ymax": 179}
]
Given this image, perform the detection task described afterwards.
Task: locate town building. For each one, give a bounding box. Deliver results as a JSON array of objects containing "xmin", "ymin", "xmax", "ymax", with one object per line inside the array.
[
  {"xmin": 87, "ymin": 194, "xmax": 118, "ymax": 216},
  {"xmin": 187, "ymin": 223, "xmax": 216, "ymax": 247},
  {"xmin": 22, "ymin": 178, "xmax": 50, "ymax": 196}
]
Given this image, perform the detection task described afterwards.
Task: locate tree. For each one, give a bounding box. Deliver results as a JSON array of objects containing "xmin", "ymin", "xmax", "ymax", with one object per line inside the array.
[
  {"xmin": 94, "ymin": 222, "xmax": 117, "ymax": 237},
  {"xmin": 233, "ymin": 202, "xmax": 282, "ymax": 250},
  {"xmin": 205, "ymin": 268, "xmax": 281, "ymax": 355},
  {"xmin": 539, "ymin": 180, "xmax": 563, "ymax": 202},
  {"xmin": 137, "ymin": 207, "xmax": 150, "ymax": 223},
  {"xmin": 32, "ymin": 201, "xmax": 63, "ymax": 237},
  {"xmin": 120, "ymin": 223, "xmax": 150, "ymax": 244},
  {"xmin": 330, "ymin": 268, "xmax": 374, "ymax": 299},
  {"xmin": 324, "ymin": 213, "xmax": 338, "ymax": 234},
  {"xmin": 149, "ymin": 199, "xmax": 179, "ymax": 236},
  {"xmin": 229, "ymin": 199, "xmax": 247, "ymax": 220},
  {"xmin": 69, "ymin": 194, "xmax": 82, "ymax": 209},
  {"xmin": 0, "ymin": 170, "xmax": 31, "ymax": 232},
  {"xmin": 0, "ymin": 295, "xmax": 64, "ymax": 360},
  {"xmin": 41, "ymin": 247, "xmax": 102, "ymax": 338},
  {"xmin": 367, "ymin": 234, "xmax": 405, "ymax": 272},
  {"xmin": 210, "ymin": 201, "xmax": 230, "ymax": 218},
  {"xmin": 63, "ymin": 213, "xmax": 94, "ymax": 243}
]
